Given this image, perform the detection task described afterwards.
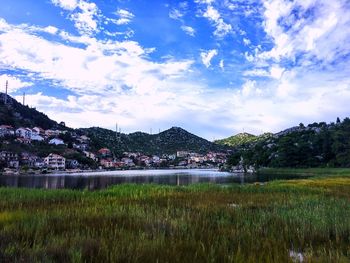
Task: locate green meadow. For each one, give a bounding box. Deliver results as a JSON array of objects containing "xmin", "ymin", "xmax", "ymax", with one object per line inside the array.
[{"xmin": 0, "ymin": 169, "xmax": 349, "ymax": 262}]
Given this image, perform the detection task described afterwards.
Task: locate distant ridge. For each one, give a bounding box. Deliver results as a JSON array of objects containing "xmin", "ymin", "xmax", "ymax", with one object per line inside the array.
[{"xmin": 81, "ymin": 126, "xmax": 232, "ymax": 155}]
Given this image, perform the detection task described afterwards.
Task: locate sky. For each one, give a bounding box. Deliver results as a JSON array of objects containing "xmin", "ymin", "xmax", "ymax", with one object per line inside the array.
[{"xmin": 0, "ymin": 0, "xmax": 350, "ymax": 140}]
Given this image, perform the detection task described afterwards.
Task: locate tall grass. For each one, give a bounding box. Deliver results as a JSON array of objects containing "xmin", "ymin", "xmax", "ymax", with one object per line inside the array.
[{"xmin": 0, "ymin": 175, "xmax": 349, "ymax": 262}]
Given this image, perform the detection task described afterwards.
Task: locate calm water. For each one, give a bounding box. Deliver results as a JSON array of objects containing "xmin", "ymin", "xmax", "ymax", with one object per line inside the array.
[{"xmin": 0, "ymin": 169, "xmax": 307, "ymax": 190}]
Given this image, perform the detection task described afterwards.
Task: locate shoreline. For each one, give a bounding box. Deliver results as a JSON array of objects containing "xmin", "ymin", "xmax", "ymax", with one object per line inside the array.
[{"xmin": 1, "ymin": 167, "xmax": 225, "ymax": 177}]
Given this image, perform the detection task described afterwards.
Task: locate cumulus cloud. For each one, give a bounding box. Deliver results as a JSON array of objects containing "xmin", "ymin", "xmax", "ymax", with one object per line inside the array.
[
  {"xmin": 256, "ymin": 0, "xmax": 350, "ymax": 64},
  {"xmin": 0, "ymin": 19, "xmax": 193, "ymax": 95},
  {"xmin": 202, "ymin": 5, "xmax": 232, "ymax": 37},
  {"xmin": 51, "ymin": 0, "xmax": 100, "ymax": 35},
  {"xmin": 111, "ymin": 9, "xmax": 134, "ymax": 25},
  {"xmin": 181, "ymin": 25, "xmax": 195, "ymax": 36},
  {"xmin": 200, "ymin": 49, "xmax": 218, "ymax": 68},
  {"xmin": 2, "ymin": 1, "xmax": 350, "ymax": 140},
  {"xmin": 235, "ymin": 0, "xmax": 350, "ymax": 136}
]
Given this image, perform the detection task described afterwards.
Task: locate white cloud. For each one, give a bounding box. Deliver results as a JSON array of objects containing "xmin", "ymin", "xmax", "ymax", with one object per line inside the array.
[
  {"xmin": 169, "ymin": 9, "xmax": 184, "ymax": 20},
  {"xmin": 112, "ymin": 9, "xmax": 134, "ymax": 25},
  {"xmin": 200, "ymin": 49, "xmax": 218, "ymax": 68},
  {"xmin": 51, "ymin": 0, "xmax": 78, "ymax": 11},
  {"xmin": 0, "ymin": 19, "xmax": 193, "ymax": 97},
  {"xmin": 243, "ymin": 38, "xmax": 251, "ymax": 46},
  {"xmin": 181, "ymin": 25, "xmax": 195, "ymax": 36},
  {"xmin": 269, "ymin": 65, "xmax": 284, "ymax": 79},
  {"xmin": 202, "ymin": 5, "xmax": 232, "ymax": 37},
  {"xmin": 219, "ymin": 59, "xmax": 224, "ymax": 70},
  {"xmin": 51, "ymin": 0, "xmax": 100, "ymax": 35},
  {"xmin": 44, "ymin": 26, "xmax": 59, "ymax": 35},
  {"xmin": 2, "ymin": 2, "xmax": 350, "ymax": 140},
  {"xmin": 243, "ymin": 68, "xmax": 269, "ymax": 77},
  {"xmin": 257, "ymin": 0, "xmax": 350, "ymax": 64}
]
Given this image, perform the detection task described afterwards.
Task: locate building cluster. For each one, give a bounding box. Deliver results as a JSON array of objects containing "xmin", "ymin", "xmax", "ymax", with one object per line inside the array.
[
  {"xmin": 0, "ymin": 124, "xmax": 228, "ymax": 172},
  {"xmin": 95, "ymin": 150, "xmax": 227, "ymax": 169},
  {"xmin": 0, "ymin": 124, "xmax": 88, "ymax": 170},
  {"xmin": 0, "ymin": 125, "xmax": 66, "ymax": 145}
]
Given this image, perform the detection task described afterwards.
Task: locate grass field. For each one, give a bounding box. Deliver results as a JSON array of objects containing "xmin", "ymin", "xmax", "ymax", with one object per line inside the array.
[{"xmin": 0, "ymin": 169, "xmax": 349, "ymax": 262}]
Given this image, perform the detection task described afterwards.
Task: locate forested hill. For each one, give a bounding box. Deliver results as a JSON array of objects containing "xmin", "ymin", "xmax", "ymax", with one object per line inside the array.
[
  {"xmin": 215, "ymin": 132, "xmax": 273, "ymax": 147},
  {"xmin": 0, "ymin": 93, "xmax": 63, "ymax": 129},
  {"xmin": 80, "ymin": 126, "xmax": 231, "ymax": 155},
  {"xmin": 227, "ymin": 118, "xmax": 350, "ymax": 168}
]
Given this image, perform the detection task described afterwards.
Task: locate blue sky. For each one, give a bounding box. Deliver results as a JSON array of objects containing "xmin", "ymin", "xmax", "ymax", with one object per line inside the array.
[{"xmin": 0, "ymin": 0, "xmax": 350, "ymax": 140}]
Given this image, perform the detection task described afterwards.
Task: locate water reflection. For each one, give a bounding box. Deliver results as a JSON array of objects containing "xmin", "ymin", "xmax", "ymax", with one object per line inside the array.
[{"xmin": 0, "ymin": 169, "xmax": 308, "ymax": 190}]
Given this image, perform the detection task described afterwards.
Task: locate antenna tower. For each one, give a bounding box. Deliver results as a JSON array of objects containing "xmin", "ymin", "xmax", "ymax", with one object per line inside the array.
[{"xmin": 4, "ymin": 80, "xmax": 8, "ymax": 104}]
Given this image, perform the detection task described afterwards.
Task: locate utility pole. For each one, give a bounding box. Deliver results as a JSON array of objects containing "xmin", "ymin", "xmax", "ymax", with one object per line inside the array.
[
  {"xmin": 23, "ymin": 92, "xmax": 25, "ymax": 105},
  {"xmin": 4, "ymin": 80, "xmax": 8, "ymax": 104}
]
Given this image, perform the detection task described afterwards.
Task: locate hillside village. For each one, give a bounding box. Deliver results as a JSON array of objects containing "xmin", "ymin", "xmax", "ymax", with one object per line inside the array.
[
  {"xmin": 0, "ymin": 92, "xmax": 231, "ymax": 173},
  {"xmin": 0, "ymin": 124, "xmax": 228, "ymax": 173}
]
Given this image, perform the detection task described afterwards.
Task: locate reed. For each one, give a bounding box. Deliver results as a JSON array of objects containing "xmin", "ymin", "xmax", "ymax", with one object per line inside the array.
[{"xmin": 0, "ymin": 172, "xmax": 349, "ymax": 262}]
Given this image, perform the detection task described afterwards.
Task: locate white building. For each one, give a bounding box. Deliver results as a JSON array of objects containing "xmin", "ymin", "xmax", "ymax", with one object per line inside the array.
[
  {"xmin": 16, "ymin": 127, "xmax": 32, "ymax": 139},
  {"xmin": 32, "ymin": 127, "xmax": 45, "ymax": 136},
  {"xmin": 176, "ymin": 151, "xmax": 189, "ymax": 158},
  {"xmin": 49, "ymin": 138, "xmax": 64, "ymax": 145},
  {"xmin": 31, "ymin": 134, "xmax": 44, "ymax": 141},
  {"xmin": 0, "ymin": 125, "xmax": 14, "ymax": 137},
  {"xmin": 44, "ymin": 153, "xmax": 65, "ymax": 169},
  {"xmin": 83, "ymin": 151, "xmax": 97, "ymax": 161}
]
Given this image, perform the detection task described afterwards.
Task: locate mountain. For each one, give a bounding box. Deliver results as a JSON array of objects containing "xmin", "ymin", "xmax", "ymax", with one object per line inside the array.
[
  {"xmin": 215, "ymin": 132, "xmax": 273, "ymax": 147},
  {"xmin": 0, "ymin": 93, "xmax": 64, "ymax": 129},
  {"xmin": 0, "ymin": 93, "xmax": 230, "ymax": 155},
  {"xmin": 80, "ymin": 126, "xmax": 231, "ymax": 155}
]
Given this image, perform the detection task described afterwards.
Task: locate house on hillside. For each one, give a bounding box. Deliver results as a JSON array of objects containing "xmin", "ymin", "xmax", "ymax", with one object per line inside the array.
[
  {"xmin": 30, "ymin": 133, "xmax": 44, "ymax": 141},
  {"xmin": 100, "ymin": 158, "xmax": 115, "ymax": 168},
  {"xmin": 33, "ymin": 127, "xmax": 45, "ymax": 136},
  {"xmin": 98, "ymin": 148, "xmax": 112, "ymax": 158},
  {"xmin": 45, "ymin": 129, "xmax": 61, "ymax": 137},
  {"xmin": 83, "ymin": 151, "xmax": 98, "ymax": 161},
  {"xmin": 0, "ymin": 125, "xmax": 14, "ymax": 137},
  {"xmin": 66, "ymin": 159, "xmax": 79, "ymax": 169},
  {"xmin": 34, "ymin": 158, "xmax": 46, "ymax": 168},
  {"xmin": 0, "ymin": 151, "xmax": 19, "ymax": 168},
  {"xmin": 121, "ymin": 157, "xmax": 135, "ymax": 167},
  {"xmin": 176, "ymin": 151, "xmax": 189, "ymax": 158},
  {"xmin": 77, "ymin": 135, "xmax": 90, "ymax": 143},
  {"xmin": 16, "ymin": 127, "xmax": 32, "ymax": 139},
  {"xmin": 20, "ymin": 153, "xmax": 40, "ymax": 168},
  {"xmin": 44, "ymin": 153, "xmax": 65, "ymax": 169},
  {"xmin": 49, "ymin": 138, "xmax": 64, "ymax": 145},
  {"xmin": 73, "ymin": 143, "xmax": 88, "ymax": 151}
]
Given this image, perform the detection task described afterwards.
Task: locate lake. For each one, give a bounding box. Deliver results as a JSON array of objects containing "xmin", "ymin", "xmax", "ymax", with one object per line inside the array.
[{"xmin": 0, "ymin": 169, "xmax": 308, "ymax": 190}]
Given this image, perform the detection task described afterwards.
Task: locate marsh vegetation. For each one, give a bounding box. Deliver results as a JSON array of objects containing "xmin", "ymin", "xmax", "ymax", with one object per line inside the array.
[{"xmin": 0, "ymin": 169, "xmax": 349, "ymax": 262}]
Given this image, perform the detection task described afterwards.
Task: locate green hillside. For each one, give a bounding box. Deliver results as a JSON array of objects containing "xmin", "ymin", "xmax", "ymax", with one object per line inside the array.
[
  {"xmin": 0, "ymin": 93, "xmax": 63, "ymax": 129},
  {"xmin": 81, "ymin": 126, "xmax": 231, "ymax": 155},
  {"xmin": 227, "ymin": 119, "xmax": 350, "ymax": 168},
  {"xmin": 215, "ymin": 132, "xmax": 273, "ymax": 147}
]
